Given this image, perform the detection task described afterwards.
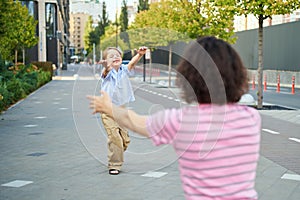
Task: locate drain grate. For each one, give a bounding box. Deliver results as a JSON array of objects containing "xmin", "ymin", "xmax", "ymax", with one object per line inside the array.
[
  {"xmin": 26, "ymin": 152, "xmax": 47, "ymax": 157},
  {"xmin": 249, "ymin": 105, "xmax": 295, "ymax": 110},
  {"xmin": 28, "ymin": 132, "xmax": 44, "ymax": 136}
]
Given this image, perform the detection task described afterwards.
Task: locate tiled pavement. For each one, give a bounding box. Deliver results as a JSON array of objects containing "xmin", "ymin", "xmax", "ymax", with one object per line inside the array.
[{"xmin": 0, "ymin": 72, "xmax": 300, "ymax": 200}]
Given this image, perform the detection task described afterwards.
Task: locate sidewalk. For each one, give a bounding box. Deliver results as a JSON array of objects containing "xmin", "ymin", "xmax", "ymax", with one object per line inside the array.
[{"xmin": 0, "ymin": 75, "xmax": 300, "ymax": 200}]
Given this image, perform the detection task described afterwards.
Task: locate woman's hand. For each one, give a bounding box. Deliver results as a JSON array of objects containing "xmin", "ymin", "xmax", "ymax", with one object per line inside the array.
[{"xmin": 87, "ymin": 91, "xmax": 113, "ymax": 115}]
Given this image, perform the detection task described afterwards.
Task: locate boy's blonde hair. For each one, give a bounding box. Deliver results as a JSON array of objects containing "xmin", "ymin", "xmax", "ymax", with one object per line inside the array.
[{"xmin": 102, "ymin": 47, "xmax": 123, "ymax": 59}]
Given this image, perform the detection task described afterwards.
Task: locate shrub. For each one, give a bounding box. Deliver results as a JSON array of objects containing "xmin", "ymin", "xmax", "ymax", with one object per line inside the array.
[
  {"xmin": 22, "ymin": 71, "xmax": 38, "ymax": 93},
  {"xmin": 6, "ymin": 77, "xmax": 26, "ymax": 103},
  {"xmin": 37, "ymin": 70, "xmax": 51, "ymax": 87},
  {"xmin": 0, "ymin": 82, "xmax": 13, "ymax": 112},
  {"xmin": 31, "ymin": 61, "xmax": 53, "ymax": 78},
  {"xmin": 0, "ymin": 62, "xmax": 52, "ymax": 113}
]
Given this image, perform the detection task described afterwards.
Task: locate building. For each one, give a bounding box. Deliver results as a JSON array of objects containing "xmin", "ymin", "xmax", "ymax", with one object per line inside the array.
[
  {"xmin": 70, "ymin": 0, "xmax": 102, "ymax": 21},
  {"xmin": 21, "ymin": 0, "xmax": 70, "ymax": 69},
  {"xmin": 234, "ymin": 9, "xmax": 300, "ymax": 32},
  {"xmin": 69, "ymin": 13, "xmax": 90, "ymax": 56}
]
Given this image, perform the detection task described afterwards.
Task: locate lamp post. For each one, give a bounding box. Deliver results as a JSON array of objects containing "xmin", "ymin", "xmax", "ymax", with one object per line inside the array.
[{"xmin": 115, "ymin": 0, "xmax": 118, "ymax": 47}]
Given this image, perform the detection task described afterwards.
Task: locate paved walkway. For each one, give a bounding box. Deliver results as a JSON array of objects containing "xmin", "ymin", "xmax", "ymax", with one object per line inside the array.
[{"xmin": 0, "ymin": 74, "xmax": 300, "ymax": 200}]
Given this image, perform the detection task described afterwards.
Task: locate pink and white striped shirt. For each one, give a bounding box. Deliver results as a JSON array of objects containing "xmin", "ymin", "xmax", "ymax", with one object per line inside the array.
[{"xmin": 146, "ymin": 104, "xmax": 261, "ymax": 200}]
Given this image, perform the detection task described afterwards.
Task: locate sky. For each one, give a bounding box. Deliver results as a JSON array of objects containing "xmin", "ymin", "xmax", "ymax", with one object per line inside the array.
[
  {"xmin": 106, "ymin": 0, "xmax": 136, "ymax": 20},
  {"xmin": 70, "ymin": 0, "xmax": 136, "ymax": 21}
]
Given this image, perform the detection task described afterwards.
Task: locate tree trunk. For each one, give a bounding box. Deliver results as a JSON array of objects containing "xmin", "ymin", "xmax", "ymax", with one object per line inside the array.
[
  {"xmin": 257, "ymin": 15, "xmax": 264, "ymax": 109},
  {"xmin": 22, "ymin": 48, "xmax": 25, "ymax": 64},
  {"xmin": 14, "ymin": 49, "xmax": 18, "ymax": 66}
]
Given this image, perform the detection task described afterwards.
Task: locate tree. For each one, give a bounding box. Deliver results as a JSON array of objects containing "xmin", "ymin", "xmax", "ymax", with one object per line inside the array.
[
  {"xmin": 100, "ymin": 24, "xmax": 129, "ymax": 51},
  {"xmin": 132, "ymin": 0, "xmax": 236, "ymax": 43},
  {"xmin": 138, "ymin": 0, "xmax": 149, "ymax": 12},
  {"xmin": 120, "ymin": 0, "xmax": 129, "ymax": 32},
  {"xmin": 83, "ymin": 16, "xmax": 94, "ymax": 54},
  {"xmin": 84, "ymin": 2, "xmax": 110, "ymax": 56},
  {"xmin": 236, "ymin": 0, "xmax": 300, "ymax": 108},
  {"xmin": 98, "ymin": 1, "xmax": 110, "ymax": 36},
  {"xmin": 131, "ymin": 0, "xmax": 236, "ymax": 86},
  {"xmin": 0, "ymin": 0, "xmax": 38, "ymax": 64}
]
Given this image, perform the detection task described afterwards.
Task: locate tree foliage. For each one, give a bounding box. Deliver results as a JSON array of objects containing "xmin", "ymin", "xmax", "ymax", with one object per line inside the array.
[
  {"xmin": 84, "ymin": 16, "xmax": 94, "ymax": 52},
  {"xmin": 85, "ymin": 1, "xmax": 110, "ymax": 54},
  {"xmin": 120, "ymin": 0, "xmax": 129, "ymax": 32},
  {"xmin": 0, "ymin": 0, "xmax": 38, "ymax": 63},
  {"xmin": 138, "ymin": 0, "xmax": 149, "ymax": 12},
  {"xmin": 131, "ymin": 0, "xmax": 236, "ymax": 44}
]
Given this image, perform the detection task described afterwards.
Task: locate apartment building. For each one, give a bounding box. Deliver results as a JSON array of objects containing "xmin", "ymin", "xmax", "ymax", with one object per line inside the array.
[
  {"xmin": 69, "ymin": 13, "xmax": 90, "ymax": 56},
  {"xmin": 234, "ymin": 9, "xmax": 300, "ymax": 32},
  {"xmin": 20, "ymin": 0, "xmax": 70, "ymax": 68}
]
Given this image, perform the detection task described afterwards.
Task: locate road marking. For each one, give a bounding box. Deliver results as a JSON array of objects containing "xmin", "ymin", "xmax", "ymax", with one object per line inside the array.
[
  {"xmin": 24, "ymin": 124, "xmax": 38, "ymax": 128},
  {"xmin": 281, "ymin": 173, "xmax": 300, "ymax": 181},
  {"xmin": 141, "ymin": 171, "xmax": 168, "ymax": 178},
  {"xmin": 143, "ymin": 88, "xmax": 183, "ymax": 104},
  {"xmin": 262, "ymin": 128, "xmax": 280, "ymax": 135},
  {"xmin": 1, "ymin": 180, "xmax": 33, "ymax": 188},
  {"xmin": 34, "ymin": 116, "xmax": 47, "ymax": 119},
  {"xmin": 289, "ymin": 137, "xmax": 300, "ymax": 143}
]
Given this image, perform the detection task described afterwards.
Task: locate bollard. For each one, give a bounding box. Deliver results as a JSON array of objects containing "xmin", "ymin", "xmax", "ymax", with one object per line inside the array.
[
  {"xmin": 291, "ymin": 76, "xmax": 295, "ymax": 94},
  {"xmin": 276, "ymin": 74, "xmax": 280, "ymax": 93},
  {"xmin": 264, "ymin": 74, "xmax": 267, "ymax": 91},
  {"xmin": 252, "ymin": 74, "xmax": 255, "ymax": 90}
]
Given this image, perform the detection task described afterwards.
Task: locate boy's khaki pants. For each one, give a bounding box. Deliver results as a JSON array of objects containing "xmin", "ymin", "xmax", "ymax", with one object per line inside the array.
[{"xmin": 101, "ymin": 114, "xmax": 130, "ymax": 171}]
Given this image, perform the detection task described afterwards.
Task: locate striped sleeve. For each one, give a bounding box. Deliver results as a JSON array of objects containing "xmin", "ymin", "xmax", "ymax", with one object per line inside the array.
[{"xmin": 146, "ymin": 108, "xmax": 181, "ymax": 146}]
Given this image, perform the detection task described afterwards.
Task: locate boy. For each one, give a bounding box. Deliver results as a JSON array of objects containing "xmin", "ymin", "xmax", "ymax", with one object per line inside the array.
[{"xmin": 99, "ymin": 46, "xmax": 147, "ymax": 175}]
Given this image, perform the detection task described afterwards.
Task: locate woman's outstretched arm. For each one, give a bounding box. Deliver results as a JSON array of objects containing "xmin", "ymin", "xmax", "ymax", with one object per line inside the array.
[{"xmin": 87, "ymin": 91, "xmax": 150, "ymax": 138}]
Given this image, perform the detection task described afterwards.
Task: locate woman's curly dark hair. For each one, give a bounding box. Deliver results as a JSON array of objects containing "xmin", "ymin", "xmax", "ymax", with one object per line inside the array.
[{"xmin": 176, "ymin": 36, "xmax": 249, "ymax": 104}]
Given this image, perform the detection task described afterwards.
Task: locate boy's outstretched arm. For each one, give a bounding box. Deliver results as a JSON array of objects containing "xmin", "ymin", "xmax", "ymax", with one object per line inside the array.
[
  {"xmin": 128, "ymin": 46, "xmax": 147, "ymax": 70},
  {"xmin": 87, "ymin": 91, "xmax": 150, "ymax": 138}
]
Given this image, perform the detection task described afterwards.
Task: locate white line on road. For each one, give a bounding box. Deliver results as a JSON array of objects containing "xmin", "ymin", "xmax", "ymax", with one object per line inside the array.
[
  {"xmin": 1, "ymin": 180, "xmax": 33, "ymax": 188},
  {"xmin": 141, "ymin": 171, "xmax": 168, "ymax": 178},
  {"xmin": 262, "ymin": 128, "xmax": 280, "ymax": 134},
  {"xmin": 24, "ymin": 124, "xmax": 38, "ymax": 128},
  {"xmin": 289, "ymin": 137, "xmax": 300, "ymax": 143},
  {"xmin": 281, "ymin": 173, "xmax": 300, "ymax": 181},
  {"xmin": 34, "ymin": 116, "xmax": 47, "ymax": 119}
]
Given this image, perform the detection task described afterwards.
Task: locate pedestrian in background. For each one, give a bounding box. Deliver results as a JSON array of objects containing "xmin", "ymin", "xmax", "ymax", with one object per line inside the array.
[
  {"xmin": 88, "ymin": 36, "xmax": 261, "ymax": 199},
  {"xmin": 98, "ymin": 46, "xmax": 147, "ymax": 175}
]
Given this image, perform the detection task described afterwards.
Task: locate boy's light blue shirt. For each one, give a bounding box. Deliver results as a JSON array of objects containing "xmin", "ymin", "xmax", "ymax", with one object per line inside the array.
[{"xmin": 101, "ymin": 64, "xmax": 135, "ymax": 106}]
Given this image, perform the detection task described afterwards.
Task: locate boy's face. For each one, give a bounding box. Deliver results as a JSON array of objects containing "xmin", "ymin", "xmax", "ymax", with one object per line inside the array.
[{"xmin": 106, "ymin": 49, "xmax": 122, "ymax": 69}]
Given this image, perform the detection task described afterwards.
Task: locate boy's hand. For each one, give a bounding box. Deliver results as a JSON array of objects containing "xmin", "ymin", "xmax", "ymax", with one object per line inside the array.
[
  {"xmin": 99, "ymin": 60, "xmax": 109, "ymax": 69},
  {"xmin": 137, "ymin": 46, "xmax": 147, "ymax": 56},
  {"xmin": 99, "ymin": 60, "xmax": 112, "ymax": 76}
]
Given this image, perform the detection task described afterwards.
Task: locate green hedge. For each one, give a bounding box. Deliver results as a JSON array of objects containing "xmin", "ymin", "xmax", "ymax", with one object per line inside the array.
[
  {"xmin": 31, "ymin": 61, "xmax": 53, "ymax": 79},
  {"xmin": 0, "ymin": 62, "xmax": 52, "ymax": 113}
]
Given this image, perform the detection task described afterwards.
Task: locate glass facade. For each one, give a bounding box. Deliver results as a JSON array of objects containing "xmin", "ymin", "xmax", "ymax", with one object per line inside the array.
[
  {"xmin": 45, "ymin": 3, "xmax": 57, "ymax": 38},
  {"xmin": 20, "ymin": 0, "xmax": 36, "ymax": 17}
]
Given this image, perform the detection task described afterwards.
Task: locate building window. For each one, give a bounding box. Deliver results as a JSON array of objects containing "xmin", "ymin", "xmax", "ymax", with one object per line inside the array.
[
  {"xmin": 20, "ymin": 0, "xmax": 37, "ymax": 19},
  {"xmin": 45, "ymin": 3, "xmax": 57, "ymax": 38}
]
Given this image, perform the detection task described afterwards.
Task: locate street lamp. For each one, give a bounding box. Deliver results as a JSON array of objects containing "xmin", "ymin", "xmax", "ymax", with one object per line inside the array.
[{"xmin": 115, "ymin": 0, "xmax": 118, "ymax": 47}]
